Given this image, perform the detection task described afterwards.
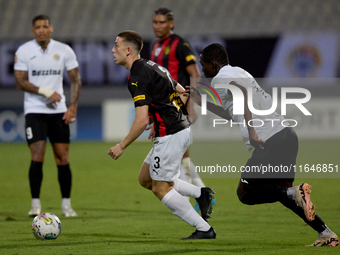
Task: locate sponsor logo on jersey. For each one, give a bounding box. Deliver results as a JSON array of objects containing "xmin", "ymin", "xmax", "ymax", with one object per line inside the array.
[
  {"xmin": 241, "ymin": 178, "xmax": 249, "ymax": 184},
  {"xmin": 169, "ymin": 91, "xmax": 180, "ymax": 101},
  {"xmin": 131, "ymin": 81, "xmax": 138, "ymax": 87},
  {"xmin": 53, "ymin": 54, "xmax": 60, "ymax": 61},
  {"xmin": 154, "ymin": 47, "xmax": 161, "ymax": 57},
  {"xmin": 147, "ymin": 60, "xmax": 156, "ymax": 66},
  {"xmin": 133, "ymin": 95, "xmax": 146, "ymax": 102},
  {"xmin": 32, "ymin": 69, "xmax": 62, "ymax": 76},
  {"xmin": 30, "ymin": 56, "xmax": 37, "ymax": 60},
  {"xmin": 170, "ymin": 91, "xmax": 183, "ymax": 111}
]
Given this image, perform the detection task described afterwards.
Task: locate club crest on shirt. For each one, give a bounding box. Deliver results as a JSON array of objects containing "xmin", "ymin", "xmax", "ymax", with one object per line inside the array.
[{"xmin": 53, "ymin": 54, "xmax": 60, "ymax": 61}]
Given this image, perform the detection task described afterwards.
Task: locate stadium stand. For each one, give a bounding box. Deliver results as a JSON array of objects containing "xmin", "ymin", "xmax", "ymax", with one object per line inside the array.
[{"xmin": 0, "ymin": 0, "xmax": 339, "ymax": 40}]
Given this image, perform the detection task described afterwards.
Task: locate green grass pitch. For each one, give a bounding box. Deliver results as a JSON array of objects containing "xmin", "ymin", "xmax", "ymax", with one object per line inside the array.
[{"xmin": 0, "ymin": 140, "xmax": 339, "ymax": 254}]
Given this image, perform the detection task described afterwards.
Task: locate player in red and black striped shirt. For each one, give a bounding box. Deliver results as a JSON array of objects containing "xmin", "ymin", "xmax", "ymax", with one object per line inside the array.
[
  {"xmin": 151, "ymin": 8, "xmax": 199, "ymax": 104},
  {"xmin": 151, "ymin": 8, "xmax": 207, "ymax": 205},
  {"xmin": 108, "ymin": 31, "xmax": 216, "ymax": 239},
  {"xmin": 127, "ymin": 58, "xmax": 189, "ymax": 137}
]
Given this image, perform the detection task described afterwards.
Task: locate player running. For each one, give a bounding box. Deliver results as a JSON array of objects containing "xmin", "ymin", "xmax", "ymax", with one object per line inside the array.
[
  {"xmin": 107, "ymin": 30, "xmax": 215, "ymax": 239},
  {"xmin": 151, "ymin": 8, "xmax": 210, "ymax": 211},
  {"xmin": 190, "ymin": 43, "xmax": 338, "ymax": 247}
]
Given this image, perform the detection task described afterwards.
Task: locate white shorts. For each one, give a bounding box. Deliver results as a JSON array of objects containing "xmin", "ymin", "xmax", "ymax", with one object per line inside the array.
[{"xmin": 144, "ymin": 127, "xmax": 191, "ymax": 182}]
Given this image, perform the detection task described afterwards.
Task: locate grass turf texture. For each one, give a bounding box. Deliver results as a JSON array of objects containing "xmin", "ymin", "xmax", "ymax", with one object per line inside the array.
[{"xmin": 0, "ymin": 140, "xmax": 339, "ymax": 255}]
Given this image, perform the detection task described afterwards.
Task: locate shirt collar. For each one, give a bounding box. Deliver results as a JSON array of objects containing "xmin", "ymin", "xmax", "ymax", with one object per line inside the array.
[
  {"xmin": 130, "ymin": 58, "xmax": 143, "ymax": 73},
  {"xmin": 33, "ymin": 38, "xmax": 54, "ymax": 53},
  {"xmin": 216, "ymin": 64, "xmax": 231, "ymax": 76}
]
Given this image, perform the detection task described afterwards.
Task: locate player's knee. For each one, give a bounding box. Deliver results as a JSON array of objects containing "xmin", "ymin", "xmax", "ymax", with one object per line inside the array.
[
  {"xmin": 31, "ymin": 155, "xmax": 44, "ymax": 162},
  {"xmin": 238, "ymin": 193, "xmax": 255, "ymax": 205},
  {"xmin": 237, "ymin": 186, "xmax": 254, "ymax": 205},
  {"xmin": 151, "ymin": 185, "xmax": 158, "ymax": 195},
  {"xmin": 237, "ymin": 187, "xmax": 245, "ymax": 203},
  {"xmin": 151, "ymin": 185, "xmax": 164, "ymax": 199},
  {"xmin": 138, "ymin": 164, "xmax": 153, "ymax": 190},
  {"xmin": 30, "ymin": 141, "xmax": 46, "ymax": 162},
  {"xmin": 138, "ymin": 177, "xmax": 152, "ymax": 190},
  {"xmin": 237, "ymin": 182, "xmax": 245, "ymax": 203},
  {"xmin": 54, "ymin": 154, "xmax": 69, "ymax": 165},
  {"xmin": 151, "ymin": 184, "xmax": 167, "ymax": 199}
]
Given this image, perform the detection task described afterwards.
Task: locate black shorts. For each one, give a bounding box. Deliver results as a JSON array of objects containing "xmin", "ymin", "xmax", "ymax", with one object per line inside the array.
[
  {"xmin": 241, "ymin": 127, "xmax": 298, "ymax": 187},
  {"xmin": 25, "ymin": 113, "xmax": 70, "ymax": 145}
]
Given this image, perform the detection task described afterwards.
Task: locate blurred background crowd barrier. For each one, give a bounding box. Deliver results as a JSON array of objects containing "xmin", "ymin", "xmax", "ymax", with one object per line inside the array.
[{"xmin": 0, "ymin": 0, "xmax": 339, "ymax": 142}]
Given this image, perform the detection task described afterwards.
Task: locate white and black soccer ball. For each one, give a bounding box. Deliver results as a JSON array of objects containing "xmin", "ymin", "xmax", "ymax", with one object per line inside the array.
[{"xmin": 32, "ymin": 213, "xmax": 62, "ymax": 240}]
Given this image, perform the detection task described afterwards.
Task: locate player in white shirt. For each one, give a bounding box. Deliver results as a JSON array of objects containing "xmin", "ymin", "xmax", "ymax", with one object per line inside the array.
[
  {"xmin": 14, "ymin": 15, "xmax": 81, "ymax": 217},
  {"xmin": 190, "ymin": 43, "xmax": 338, "ymax": 247}
]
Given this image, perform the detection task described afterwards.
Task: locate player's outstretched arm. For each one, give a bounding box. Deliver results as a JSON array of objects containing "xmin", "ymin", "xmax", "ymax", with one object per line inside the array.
[
  {"xmin": 63, "ymin": 67, "xmax": 82, "ymax": 124},
  {"xmin": 189, "ymin": 86, "xmax": 232, "ymax": 120},
  {"xmin": 229, "ymin": 81, "xmax": 265, "ymax": 149},
  {"xmin": 14, "ymin": 70, "xmax": 61, "ymax": 102},
  {"xmin": 175, "ymin": 83, "xmax": 189, "ymax": 105},
  {"xmin": 108, "ymin": 105, "xmax": 149, "ymax": 160},
  {"xmin": 185, "ymin": 64, "xmax": 200, "ymax": 123},
  {"xmin": 206, "ymin": 101, "xmax": 232, "ymax": 120}
]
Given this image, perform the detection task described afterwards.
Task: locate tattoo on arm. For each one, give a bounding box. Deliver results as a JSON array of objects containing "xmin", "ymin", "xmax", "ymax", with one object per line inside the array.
[
  {"xmin": 14, "ymin": 70, "xmax": 39, "ymax": 93},
  {"xmin": 67, "ymin": 68, "xmax": 82, "ymax": 109}
]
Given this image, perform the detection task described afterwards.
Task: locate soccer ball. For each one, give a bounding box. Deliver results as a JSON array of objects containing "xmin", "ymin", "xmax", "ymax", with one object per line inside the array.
[{"xmin": 32, "ymin": 213, "xmax": 61, "ymax": 240}]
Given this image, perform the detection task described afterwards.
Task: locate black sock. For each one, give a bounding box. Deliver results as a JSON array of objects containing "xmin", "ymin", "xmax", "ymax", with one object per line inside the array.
[
  {"xmin": 58, "ymin": 164, "xmax": 72, "ymax": 198},
  {"xmin": 29, "ymin": 161, "xmax": 43, "ymax": 198},
  {"xmin": 280, "ymin": 197, "xmax": 327, "ymax": 233},
  {"xmin": 240, "ymin": 183, "xmax": 287, "ymax": 205}
]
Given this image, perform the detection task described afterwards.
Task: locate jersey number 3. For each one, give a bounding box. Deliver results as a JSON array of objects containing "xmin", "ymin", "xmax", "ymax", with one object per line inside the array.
[{"xmin": 154, "ymin": 156, "xmax": 160, "ymax": 169}]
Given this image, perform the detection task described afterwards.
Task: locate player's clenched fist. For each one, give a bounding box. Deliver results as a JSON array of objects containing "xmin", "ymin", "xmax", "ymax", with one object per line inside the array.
[{"xmin": 107, "ymin": 144, "xmax": 125, "ymax": 160}]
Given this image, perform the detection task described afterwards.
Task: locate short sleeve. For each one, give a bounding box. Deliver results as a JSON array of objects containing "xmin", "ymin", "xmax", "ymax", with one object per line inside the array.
[
  {"xmin": 128, "ymin": 76, "xmax": 152, "ymax": 107},
  {"xmin": 212, "ymin": 77, "xmax": 234, "ymax": 110},
  {"xmin": 176, "ymin": 39, "xmax": 197, "ymax": 67},
  {"xmin": 64, "ymin": 45, "xmax": 79, "ymax": 71},
  {"xmin": 14, "ymin": 46, "xmax": 28, "ymax": 71},
  {"xmin": 171, "ymin": 77, "xmax": 178, "ymax": 91}
]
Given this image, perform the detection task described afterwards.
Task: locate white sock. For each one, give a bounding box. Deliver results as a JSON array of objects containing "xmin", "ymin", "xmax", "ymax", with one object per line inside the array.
[
  {"xmin": 31, "ymin": 198, "xmax": 41, "ymax": 207},
  {"xmin": 179, "ymin": 166, "xmax": 191, "ymax": 183},
  {"xmin": 62, "ymin": 198, "xmax": 71, "ymax": 207},
  {"xmin": 189, "ymin": 160, "xmax": 205, "ymax": 187},
  {"xmin": 178, "ymin": 168, "xmax": 190, "ymax": 201},
  {"xmin": 286, "ymin": 187, "xmax": 296, "ymax": 200},
  {"xmin": 181, "ymin": 157, "xmax": 190, "ymax": 165},
  {"xmin": 162, "ymin": 189, "xmax": 210, "ymax": 231},
  {"xmin": 319, "ymin": 225, "xmax": 333, "ymax": 236},
  {"xmin": 173, "ymin": 178, "xmax": 201, "ymax": 198},
  {"xmin": 181, "ymin": 157, "xmax": 192, "ymax": 184}
]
